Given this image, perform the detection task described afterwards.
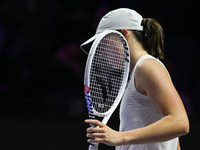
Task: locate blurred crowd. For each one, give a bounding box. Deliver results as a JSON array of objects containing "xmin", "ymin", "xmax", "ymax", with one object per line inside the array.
[{"xmin": 0, "ymin": 0, "xmax": 199, "ymax": 117}]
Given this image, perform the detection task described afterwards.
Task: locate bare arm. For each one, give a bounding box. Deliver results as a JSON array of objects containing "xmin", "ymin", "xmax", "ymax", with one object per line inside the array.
[
  {"xmin": 177, "ymin": 138, "xmax": 181, "ymax": 150},
  {"xmin": 85, "ymin": 59, "xmax": 189, "ymax": 146}
]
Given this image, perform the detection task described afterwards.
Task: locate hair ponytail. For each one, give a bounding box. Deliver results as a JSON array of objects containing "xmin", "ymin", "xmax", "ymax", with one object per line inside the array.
[{"xmin": 133, "ymin": 18, "xmax": 164, "ymax": 59}]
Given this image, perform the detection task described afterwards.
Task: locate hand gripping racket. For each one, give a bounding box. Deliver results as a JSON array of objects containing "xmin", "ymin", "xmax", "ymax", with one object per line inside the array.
[{"xmin": 83, "ymin": 30, "xmax": 130, "ymax": 150}]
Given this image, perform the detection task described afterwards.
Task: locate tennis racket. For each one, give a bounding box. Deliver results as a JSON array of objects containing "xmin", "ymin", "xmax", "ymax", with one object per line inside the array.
[{"xmin": 83, "ymin": 30, "xmax": 130, "ymax": 150}]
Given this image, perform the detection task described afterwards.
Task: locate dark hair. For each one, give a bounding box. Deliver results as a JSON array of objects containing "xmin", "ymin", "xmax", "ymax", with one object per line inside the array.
[{"xmin": 132, "ymin": 18, "xmax": 164, "ymax": 59}]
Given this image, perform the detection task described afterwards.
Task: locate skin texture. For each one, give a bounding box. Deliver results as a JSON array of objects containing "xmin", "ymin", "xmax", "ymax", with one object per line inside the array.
[{"xmin": 85, "ymin": 29, "xmax": 189, "ymax": 149}]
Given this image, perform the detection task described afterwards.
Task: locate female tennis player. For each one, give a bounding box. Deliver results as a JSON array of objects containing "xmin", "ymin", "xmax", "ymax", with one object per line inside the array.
[{"xmin": 83, "ymin": 8, "xmax": 189, "ymax": 150}]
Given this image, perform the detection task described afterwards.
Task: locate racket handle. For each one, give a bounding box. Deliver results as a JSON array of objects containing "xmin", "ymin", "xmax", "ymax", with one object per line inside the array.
[{"xmin": 88, "ymin": 143, "xmax": 99, "ymax": 150}]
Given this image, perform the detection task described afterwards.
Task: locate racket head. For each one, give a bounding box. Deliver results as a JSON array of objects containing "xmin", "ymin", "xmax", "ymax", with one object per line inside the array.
[{"xmin": 84, "ymin": 30, "xmax": 130, "ymax": 118}]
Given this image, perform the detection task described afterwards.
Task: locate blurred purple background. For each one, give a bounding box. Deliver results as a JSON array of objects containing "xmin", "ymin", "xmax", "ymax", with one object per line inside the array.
[{"xmin": 0, "ymin": 0, "xmax": 199, "ymax": 149}]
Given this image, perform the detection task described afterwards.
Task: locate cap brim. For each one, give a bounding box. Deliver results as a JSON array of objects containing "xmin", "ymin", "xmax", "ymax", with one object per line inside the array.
[{"xmin": 80, "ymin": 33, "xmax": 101, "ymax": 54}]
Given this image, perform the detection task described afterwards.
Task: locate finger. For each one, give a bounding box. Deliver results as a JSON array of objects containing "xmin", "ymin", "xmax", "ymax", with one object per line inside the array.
[
  {"xmin": 87, "ymin": 138, "xmax": 96, "ymax": 144},
  {"xmin": 86, "ymin": 126, "xmax": 105, "ymax": 134},
  {"xmin": 85, "ymin": 119, "xmax": 104, "ymax": 127},
  {"xmin": 87, "ymin": 137, "xmax": 106, "ymax": 144},
  {"xmin": 86, "ymin": 132, "xmax": 105, "ymax": 138},
  {"xmin": 86, "ymin": 126, "xmax": 98, "ymax": 133}
]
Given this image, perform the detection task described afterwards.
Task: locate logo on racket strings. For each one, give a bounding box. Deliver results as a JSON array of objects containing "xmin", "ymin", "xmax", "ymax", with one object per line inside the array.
[
  {"xmin": 98, "ymin": 104, "xmax": 104, "ymax": 108},
  {"xmin": 84, "ymin": 85, "xmax": 94, "ymax": 118}
]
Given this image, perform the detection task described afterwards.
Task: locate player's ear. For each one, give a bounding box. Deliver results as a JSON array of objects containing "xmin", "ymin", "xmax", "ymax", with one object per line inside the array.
[{"xmin": 121, "ymin": 29, "xmax": 128, "ymax": 38}]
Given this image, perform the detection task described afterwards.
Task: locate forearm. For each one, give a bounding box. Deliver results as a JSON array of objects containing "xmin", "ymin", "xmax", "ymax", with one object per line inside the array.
[
  {"xmin": 85, "ymin": 115, "xmax": 188, "ymax": 146},
  {"xmin": 118, "ymin": 115, "xmax": 188, "ymax": 145}
]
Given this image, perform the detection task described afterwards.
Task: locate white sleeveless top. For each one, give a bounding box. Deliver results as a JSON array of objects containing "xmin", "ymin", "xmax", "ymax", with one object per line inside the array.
[{"xmin": 116, "ymin": 55, "xmax": 178, "ymax": 150}]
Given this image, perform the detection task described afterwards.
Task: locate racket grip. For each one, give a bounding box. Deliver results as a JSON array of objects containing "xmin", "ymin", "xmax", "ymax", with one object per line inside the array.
[
  {"xmin": 88, "ymin": 123, "xmax": 98, "ymax": 150},
  {"xmin": 88, "ymin": 143, "xmax": 99, "ymax": 150},
  {"xmin": 89, "ymin": 123, "xmax": 97, "ymax": 145}
]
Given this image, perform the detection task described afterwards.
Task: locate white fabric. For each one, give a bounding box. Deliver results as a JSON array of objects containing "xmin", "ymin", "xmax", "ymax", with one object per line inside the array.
[
  {"xmin": 96, "ymin": 8, "xmax": 143, "ymax": 34},
  {"xmin": 81, "ymin": 8, "xmax": 143, "ymax": 53},
  {"xmin": 116, "ymin": 55, "xmax": 178, "ymax": 150}
]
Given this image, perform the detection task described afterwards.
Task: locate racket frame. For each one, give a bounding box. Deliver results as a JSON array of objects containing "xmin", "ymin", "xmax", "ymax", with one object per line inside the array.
[
  {"xmin": 84, "ymin": 30, "xmax": 130, "ymax": 122},
  {"xmin": 84, "ymin": 30, "xmax": 130, "ymax": 150}
]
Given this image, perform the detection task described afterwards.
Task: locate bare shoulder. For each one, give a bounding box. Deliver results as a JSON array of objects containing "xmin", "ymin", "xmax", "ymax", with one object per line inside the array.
[
  {"xmin": 136, "ymin": 58, "xmax": 169, "ymax": 80},
  {"xmin": 135, "ymin": 58, "xmax": 171, "ymax": 95},
  {"xmin": 135, "ymin": 58, "xmax": 188, "ymax": 121}
]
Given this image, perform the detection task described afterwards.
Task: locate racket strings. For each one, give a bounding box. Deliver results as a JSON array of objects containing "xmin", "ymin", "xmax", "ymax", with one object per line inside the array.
[{"xmin": 90, "ymin": 33, "xmax": 126, "ymax": 113}]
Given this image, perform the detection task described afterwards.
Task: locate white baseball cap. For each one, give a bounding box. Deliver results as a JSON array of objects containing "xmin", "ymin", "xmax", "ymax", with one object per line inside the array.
[{"xmin": 81, "ymin": 8, "xmax": 143, "ymax": 53}]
